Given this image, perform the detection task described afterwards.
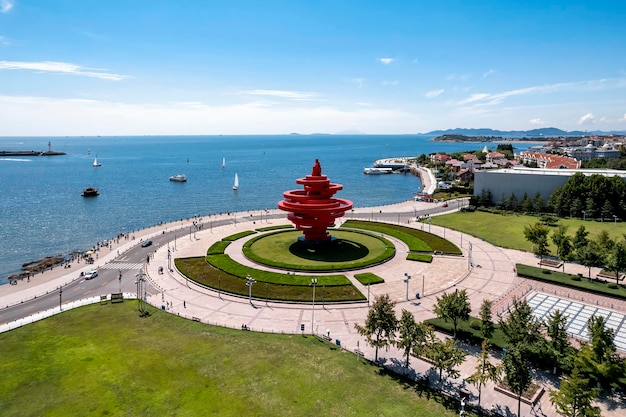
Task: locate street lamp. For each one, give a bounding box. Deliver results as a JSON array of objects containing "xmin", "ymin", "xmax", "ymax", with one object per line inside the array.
[
  {"xmin": 583, "ymin": 210, "xmax": 587, "ymax": 221},
  {"xmin": 135, "ymin": 271, "xmax": 147, "ymax": 315},
  {"xmin": 246, "ymin": 274, "xmax": 256, "ymax": 305},
  {"xmin": 59, "ymin": 286, "xmax": 63, "ymax": 310},
  {"xmin": 311, "ymin": 278, "xmax": 318, "ymax": 335},
  {"xmin": 614, "ymin": 215, "xmax": 618, "ymax": 226},
  {"xmin": 403, "ymin": 273, "xmax": 411, "ymax": 301},
  {"xmin": 118, "ymin": 270, "xmax": 122, "ymax": 293}
]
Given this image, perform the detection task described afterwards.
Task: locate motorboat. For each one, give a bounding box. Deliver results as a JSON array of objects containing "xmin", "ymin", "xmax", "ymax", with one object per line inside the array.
[
  {"xmin": 169, "ymin": 174, "xmax": 187, "ymax": 182},
  {"xmin": 82, "ymin": 187, "xmax": 99, "ymax": 197},
  {"xmin": 363, "ymin": 167, "xmax": 393, "ymax": 175}
]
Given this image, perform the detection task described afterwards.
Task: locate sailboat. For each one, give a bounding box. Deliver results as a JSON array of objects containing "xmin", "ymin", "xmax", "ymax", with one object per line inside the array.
[
  {"xmin": 221, "ymin": 157, "xmax": 225, "ymax": 169},
  {"xmin": 92, "ymin": 155, "xmax": 101, "ymax": 167},
  {"xmin": 232, "ymin": 173, "xmax": 239, "ymax": 190}
]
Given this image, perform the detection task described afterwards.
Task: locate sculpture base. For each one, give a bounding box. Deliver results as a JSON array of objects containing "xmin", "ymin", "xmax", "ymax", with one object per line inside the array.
[{"xmin": 297, "ymin": 235, "xmax": 337, "ymax": 247}]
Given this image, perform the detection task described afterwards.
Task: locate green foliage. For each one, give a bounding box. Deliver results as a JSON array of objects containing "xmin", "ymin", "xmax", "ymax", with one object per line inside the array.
[
  {"xmin": 0, "ymin": 303, "xmax": 466, "ymax": 417},
  {"xmin": 608, "ymin": 282, "xmax": 618, "ymax": 289},
  {"xmin": 406, "ymin": 253, "xmax": 433, "ymax": 262},
  {"xmin": 175, "ymin": 257, "xmax": 365, "ymax": 302},
  {"xmin": 425, "ymin": 338, "xmax": 467, "ymax": 384},
  {"xmin": 355, "ymin": 294, "xmax": 398, "ymax": 361},
  {"xmin": 433, "ymin": 289, "xmax": 471, "ymax": 340},
  {"xmin": 479, "ymin": 299, "xmax": 495, "ymax": 340},
  {"xmin": 502, "ymin": 346, "xmax": 533, "ymax": 417},
  {"xmin": 499, "ymin": 299, "xmax": 542, "ymax": 353},
  {"xmin": 515, "ymin": 263, "xmax": 626, "ymax": 300},
  {"xmin": 396, "ymin": 309, "xmax": 419, "ymax": 367},
  {"xmin": 549, "ymin": 368, "xmax": 601, "ymax": 417},
  {"xmin": 545, "ymin": 310, "xmax": 572, "ymax": 373},
  {"xmin": 254, "ymin": 224, "xmax": 294, "ymax": 232},
  {"xmin": 206, "ymin": 240, "xmax": 231, "ymax": 255},
  {"xmin": 523, "ymin": 222, "xmax": 551, "ymax": 258},
  {"xmin": 354, "ymin": 273, "xmax": 384, "ymax": 285},
  {"xmin": 222, "ymin": 230, "xmax": 258, "ymax": 241},
  {"xmin": 425, "ymin": 317, "xmax": 507, "ymax": 349},
  {"xmin": 342, "ymin": 220, "xmax": 462, "ymax": 255},
  {"xmin": 466, "ymin": 339, "xmax": 502, "ymax": 407}
]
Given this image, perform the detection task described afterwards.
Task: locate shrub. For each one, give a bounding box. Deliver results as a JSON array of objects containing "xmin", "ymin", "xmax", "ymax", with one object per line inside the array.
[
  {"xmin": 608, "ymin": 283, "xmax": 618, "ymax": 289},
  {"xmin": 469, "ymin": 319, "xmax": 481, "ymax": 330},
  {"xmin": 542, "ymin": 269, "xmax": 551, "ymax": 275},
  {"xmin": 571, "ymin": 275, "xmax": 582, "ymax": 281}
]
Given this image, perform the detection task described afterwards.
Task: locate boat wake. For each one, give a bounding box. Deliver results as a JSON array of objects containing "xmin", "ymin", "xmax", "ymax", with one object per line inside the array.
[{"xmin": 0, "ymin": 158, "xmax": 32, "ymax": 162}]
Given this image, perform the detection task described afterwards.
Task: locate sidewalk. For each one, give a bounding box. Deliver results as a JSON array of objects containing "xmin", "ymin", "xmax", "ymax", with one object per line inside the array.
[{"xmin": 1, "ymin": 201, "xmax": 623, "ymax": 417}]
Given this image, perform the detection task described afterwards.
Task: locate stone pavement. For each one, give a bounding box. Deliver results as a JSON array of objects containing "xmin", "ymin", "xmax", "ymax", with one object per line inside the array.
[{"xmin": 2, "ymin": 200, "xmax": 625, "ymax": 417}]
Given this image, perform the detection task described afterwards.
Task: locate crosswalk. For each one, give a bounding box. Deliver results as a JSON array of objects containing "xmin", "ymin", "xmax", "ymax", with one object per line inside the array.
[{"xmin": 101, "ymin": 262, "xmax": 144, "ymax": 271}]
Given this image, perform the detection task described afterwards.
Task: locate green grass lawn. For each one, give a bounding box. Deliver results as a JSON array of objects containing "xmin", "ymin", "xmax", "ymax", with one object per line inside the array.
[
  {"xmin": 0, "ymin": 303, "xmax": 470, "ymax": 417},
  {"xmin": 430, "ymin": 211, "xmax": 626, "ymax": 252}
]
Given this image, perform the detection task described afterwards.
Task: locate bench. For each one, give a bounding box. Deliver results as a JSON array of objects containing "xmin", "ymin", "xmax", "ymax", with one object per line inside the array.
[{"xmin": 538, "ymin": 259, "xmax": 563, "ymax": 268}]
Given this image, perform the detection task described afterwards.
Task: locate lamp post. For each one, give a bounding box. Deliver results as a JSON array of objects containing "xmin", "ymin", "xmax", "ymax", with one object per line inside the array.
[
  {"xmin": 311, "ymin": 278, "xmax": 318, "ymax": 335},
  {"xmin": 614, "ymin": 215, "xmax": 618, "ymax": 227},
  {"xmin": 583, "ymin": 210, "xmax": 586, "ymax": 221},
  {"xmin": 59, "ymin": 286, "xmax": 63, "ymax": 310},
  {"xmin": 403, "ymin": 273, "xmax": 411, "ymax": 301},
  {"xmin": 135, "ymin": 271, "xmax": 146, "ymax": 315},
  {"xmin": 246, "ymin": 274, "xmax": 256, "ymax": 305},
  {"xmin": 118, "ymin": 270, "xmax": 122, "ymax": 293},
  {"xmin": 422, "ymin": 274, "xmax": 425, "ymax": 297}
]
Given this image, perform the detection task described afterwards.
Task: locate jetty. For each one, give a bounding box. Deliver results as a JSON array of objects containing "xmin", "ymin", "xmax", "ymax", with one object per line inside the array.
[{"xmin": 0, "ymin": 141, "xmax": 66, "ymax": 156}]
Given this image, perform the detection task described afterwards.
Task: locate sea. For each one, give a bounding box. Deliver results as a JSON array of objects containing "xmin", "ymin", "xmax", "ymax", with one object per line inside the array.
[{"xmin": 0, "ymin": 134, "xmax": 535, "ymax": 284}]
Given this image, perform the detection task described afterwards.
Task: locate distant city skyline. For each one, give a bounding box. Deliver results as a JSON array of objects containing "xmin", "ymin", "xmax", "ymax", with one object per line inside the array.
[{"xmin": 1, "ymin": 0, "xmax": 625, "ymax": 136}]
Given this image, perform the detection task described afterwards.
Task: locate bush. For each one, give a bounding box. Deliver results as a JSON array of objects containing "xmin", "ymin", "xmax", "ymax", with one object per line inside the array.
[
  {"xmin": 608, "ymin": 283, "xmax": 618, "ymax": 289},
  {"xmin": 469, "ymin": 319, "xmax": 481, "ymax": 330},
  {"xmin": 542, "ymin": 269, "xmax": 551, "ymax": 275},
  {"xmin": 571, "ymin": 275, "xmax": 582, "ymax": 281}
]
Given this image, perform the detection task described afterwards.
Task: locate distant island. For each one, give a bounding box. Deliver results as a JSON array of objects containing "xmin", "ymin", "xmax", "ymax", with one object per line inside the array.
[{"xmin": 423, "ymin": 127, "xmax": 626, "ymax": 138}]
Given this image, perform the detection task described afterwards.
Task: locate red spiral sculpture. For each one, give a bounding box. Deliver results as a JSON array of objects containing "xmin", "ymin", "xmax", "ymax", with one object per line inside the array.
[{"xmin": 278, "ymin": 159, "xmax": 353, "ymax": 242}]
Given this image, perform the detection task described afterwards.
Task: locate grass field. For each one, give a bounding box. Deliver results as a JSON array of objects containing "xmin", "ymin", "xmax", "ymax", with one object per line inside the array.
[
  {"xmin": 430, "ymin": 211, "xmax": 626, "ymax": 252},
  {"xmin": 0, "ymin": 303, "xmax": 468, "ymax": 417}
]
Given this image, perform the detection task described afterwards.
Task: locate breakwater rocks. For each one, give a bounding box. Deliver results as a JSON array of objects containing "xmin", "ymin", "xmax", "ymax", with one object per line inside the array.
[{"xmin": 7, "ymin": 256, "xmax": 65, "ymax": 282}]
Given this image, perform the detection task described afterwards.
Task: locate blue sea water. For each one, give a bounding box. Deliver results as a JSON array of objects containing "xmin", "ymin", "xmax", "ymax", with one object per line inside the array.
[{"xmin": 0, "ymin": 135, "xmax": 533, "ymax": 283}]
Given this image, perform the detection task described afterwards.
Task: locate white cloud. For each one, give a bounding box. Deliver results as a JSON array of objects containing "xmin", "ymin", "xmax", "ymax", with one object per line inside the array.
[
  {"xmin": 0, "ymin": 60, "xmax": 128, "ymax": 80},
  {"xmin": 382, "ymin": 80, "xmax": 398, "ymax": 86},
  {"xmin": 620, "ymin": 113, "xmax": 626, "ymax": 122},
  {"xmin": 238, "ymin": 89, "xmax": 319, "ymax": 101},
  {"xmin": 348, "ymin": 78, "xmax": 366, "ymax": 88},
  {"xmin": 425, "ymin": 89, "xmax": 444, "ymax": 98},
  {"xmin": 577, "ymin": 113, "xmax": 595, "ymax": 125},
  {"xmin": 445, "ymin": 73, "xmax": 471, "ymax": 82},
  {"xmin": 529, "ymin": 118, "xmax": 545, "ymax": 125},
  {"xmin": 1, "ymin": 0, "xmax": 14, "ymax": 13},
  {"xmin": 379, "ymin": 58, "xmax": 394, "ymax": 65},
  {"xmin": 0, "ymin": 35, "xmax": 10, "ymax": 45},
  {"xmin": 482, "ymin": 69, "xmax": 496, "ymax": 78}
]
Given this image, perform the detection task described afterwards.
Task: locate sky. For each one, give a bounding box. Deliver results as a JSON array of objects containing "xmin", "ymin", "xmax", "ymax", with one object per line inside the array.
[{"xmin": 1, "ymin": 0, "xmax": 626, "ymax": 136}]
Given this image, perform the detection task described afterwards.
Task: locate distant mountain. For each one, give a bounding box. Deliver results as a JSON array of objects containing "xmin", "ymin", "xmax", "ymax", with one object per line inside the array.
[{"xmin": 420, "ymin": 127, "xmax": 626, "ymax": 137}]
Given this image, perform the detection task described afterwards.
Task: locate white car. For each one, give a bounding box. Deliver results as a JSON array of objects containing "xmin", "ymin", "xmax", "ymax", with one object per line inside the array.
[{"xmin": 84, "ymin": 270, "xmax": 98, "ymax": 280}]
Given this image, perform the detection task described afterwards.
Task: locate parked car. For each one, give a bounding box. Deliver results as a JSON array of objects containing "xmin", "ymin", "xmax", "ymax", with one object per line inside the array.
[
  {"xmin": 141, "ymin": 240, "xmax": 153, "ymax": 248},
  {"xmin": 84, "ymin": 270, "xmax": 98, "ymax": 279}
]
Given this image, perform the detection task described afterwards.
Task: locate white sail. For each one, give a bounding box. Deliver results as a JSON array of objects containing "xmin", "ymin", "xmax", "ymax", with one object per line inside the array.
[
  {"xmin": 222, "ymin": 157, "xmax": 225, "ymax": 168},
  {"xmin": 233, "ymin": 173, "xmax": 239, "ymax": 190},
  {"xmin": 93, "ymin": 156, "xmax": 101, "ymax": 167}
]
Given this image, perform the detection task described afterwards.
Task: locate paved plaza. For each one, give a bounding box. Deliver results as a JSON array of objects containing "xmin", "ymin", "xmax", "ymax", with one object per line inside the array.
[{"xmin": 1, "ymin": 200, "xmax": 625, "ymax": 417}]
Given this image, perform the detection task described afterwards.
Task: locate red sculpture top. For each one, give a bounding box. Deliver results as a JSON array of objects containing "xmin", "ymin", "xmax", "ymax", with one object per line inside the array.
[{"xmin": 278, "ymin": 159, "xmax": 353, "ymax": 242}]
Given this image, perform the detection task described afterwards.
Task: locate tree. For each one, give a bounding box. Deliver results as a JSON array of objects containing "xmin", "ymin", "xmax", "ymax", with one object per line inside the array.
[
  {"xmin": 433, "ymin": 289, "xmax": 471, "ymax": 340},
  {"xmin": 396, "ymin": 309, "xmax": 418, "ymax": 368},
  {"xmin": 466, "ymin": 339, "xmax": 501, "ymax": 407},
  {"xmin": 502, "ymin": 345, "xmax": 532, "ymax": 417},
  {"xmin": 549, "ymin": 367, "xmax": 601, "ymax": 417},
  {"xmin": 575, "ymin": 315, "xmax": 623, "ymax": 389},
  {"xmin": 551, "ymin": 224, "xmax": 569, "ymax": 259},
  {"xmin": 585, "ymin": 197, "xmax": 597, "ymax": 220},
  {"xmin": 426, "ymin": 338, "xmax": 467, "ymax": 386},
  {"xmin": 499, "ymin": 298, "xmax": 542, "ymax": 353},
  {"xmin": 411, "ymin": 322, "xmax": 435, "ymax": 360},
  {"xmin": 606, "ymin": 239, "xmax": 626, "ymax": 285},
  {"xmin": 601, "ymin": 200, "xmax": 613, "ymax": 222},
  {"xmin": 572, "ymin": 225, "xmax": 589, "ymax": 252},
  {"xmin": 545, "ymin": 309, "xmax": 571, "ymax": 373},
  {"xmin": 523, "ymin": 222, "xmax": 550, "ymax": 260},
  {"xmin": 479, "ymin": 299, "xmax": 495, "ymax": 340},
  {"xmin": 354, "ymin": 294, "xmax": 398, "ymax": 362},
  {"xmin": 577, "ymin": 241, "xmax": 605, "ymax": 278}
]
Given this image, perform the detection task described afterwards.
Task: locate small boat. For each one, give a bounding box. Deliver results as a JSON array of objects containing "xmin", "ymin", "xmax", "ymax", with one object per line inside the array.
[
  {"xmin": 232, "ymin": 173, "xmax": 239, "ymax": 190},
  {"xmin": 82, "ymin": 187, "xmax": 99, "ymax": 197},
  {"xmin": 222, "ymin": 157, "xmax": 225, "ymax": 169},
  {"xmin": 364, "ymin": 167, "xmax": 392, "ymax": 175},
  {"xmin": 93, "ymin": 156, "xmax": 101, "ymax": 167},
  {"xmin": 169, "ymin": 174, "xmax": 187, "ymax": 182}
]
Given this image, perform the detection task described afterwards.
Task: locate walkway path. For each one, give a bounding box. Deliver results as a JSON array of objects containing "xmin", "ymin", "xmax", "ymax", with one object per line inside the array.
[{"xmin": 1, "ymin": 200, "xmax": 624, "ymax": 417}]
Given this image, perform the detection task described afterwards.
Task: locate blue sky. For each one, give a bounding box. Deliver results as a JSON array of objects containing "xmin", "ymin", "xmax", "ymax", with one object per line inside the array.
[{"xmin": 1, "ymin": 0, "xmax": 625, "ymax": 135}]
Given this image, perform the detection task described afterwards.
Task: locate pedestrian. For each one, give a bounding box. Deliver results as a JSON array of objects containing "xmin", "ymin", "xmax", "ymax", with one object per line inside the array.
[{"xmin": 184, "ymin": 300, "xmax": 186, "ymax": 308}]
